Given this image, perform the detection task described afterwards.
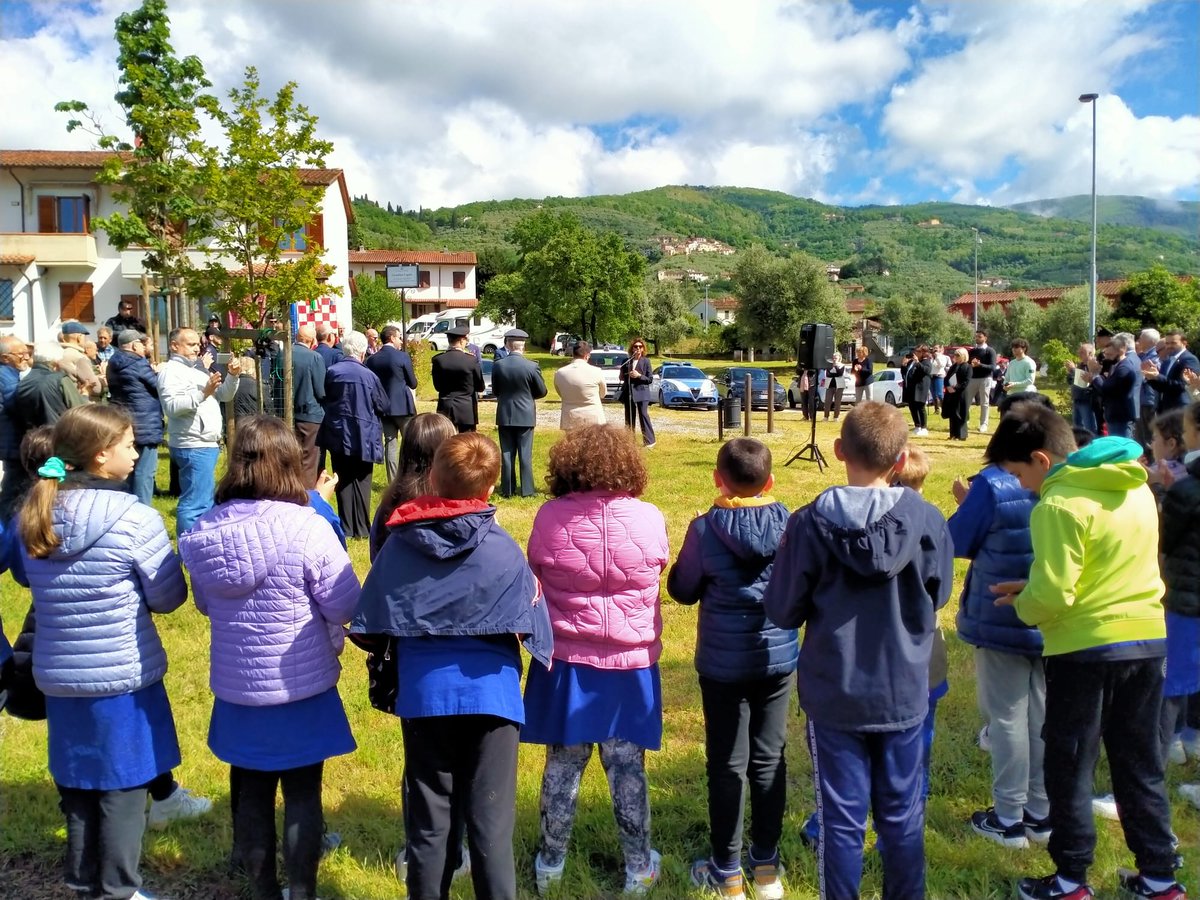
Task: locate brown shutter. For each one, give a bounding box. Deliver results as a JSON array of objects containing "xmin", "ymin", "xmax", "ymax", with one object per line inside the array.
[
  {"xmin": 59, "ymin": 283, "xmax": 95, "ymax": 321},
  {"xmin": 38, "ymin": 196, "xmax": 57, "ymax": 233},
  {"xmin": 418, "ymin": 269, "xmax": 431, "ymax": 288},
  {"xmin": 453, "ymin": 270, "xmax": 466, "ymax": 290},
  {"xmin": 82, "ymin": 195, "xmax": 91, "ymax": 233},
  {"xmin": 306, "ymin": 213, "xmax": 324, "ymax": 250}
]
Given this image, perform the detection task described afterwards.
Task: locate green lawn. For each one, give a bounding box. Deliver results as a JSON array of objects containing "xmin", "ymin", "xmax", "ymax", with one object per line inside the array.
[{"xmin": 1, "ymin": 354, "xmax": 1196, "ymax": 899}]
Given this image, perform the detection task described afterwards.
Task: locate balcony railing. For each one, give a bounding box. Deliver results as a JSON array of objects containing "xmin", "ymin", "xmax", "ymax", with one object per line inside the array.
[{"xmin": 1, "ymin": 232, "xmax": 97, "ymax": 267}]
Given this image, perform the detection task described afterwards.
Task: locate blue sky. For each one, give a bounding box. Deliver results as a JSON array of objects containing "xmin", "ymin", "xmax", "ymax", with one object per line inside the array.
[{"xmin": 3, "ymin": 0, "xmax": 1198, "ymax": 210}]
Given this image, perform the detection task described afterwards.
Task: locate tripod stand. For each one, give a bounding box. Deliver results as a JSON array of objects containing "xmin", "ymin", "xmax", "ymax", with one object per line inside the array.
[{"xmin": 784, "ymin": 403, "xmax": 827, "ymax": 471}]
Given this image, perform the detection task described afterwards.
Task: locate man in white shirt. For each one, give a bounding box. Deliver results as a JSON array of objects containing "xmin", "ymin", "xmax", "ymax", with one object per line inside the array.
[{"xmin": 553, "ymin": 340, "xmax": 608, "ymax": 430}]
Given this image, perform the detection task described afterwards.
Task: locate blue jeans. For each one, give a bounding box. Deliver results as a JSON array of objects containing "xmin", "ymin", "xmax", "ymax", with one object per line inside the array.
[
  {"xmin": 1071, "ymin": 396, "xmax": 1097, "ymax": 433},
  {"xmin": 1107, "ymin": 419, "xmax": 1135, "ymax": 440},
  {"xmin": 807, "ymin": 719, "xmax": 926, "ymax": 900},
  {"xmin": 127, "ymin": 444, "xmax": 159, "ymax": 507},
  {"xmin": 171, "ymin": 446, "xmax": 219, "ymax": 534}
]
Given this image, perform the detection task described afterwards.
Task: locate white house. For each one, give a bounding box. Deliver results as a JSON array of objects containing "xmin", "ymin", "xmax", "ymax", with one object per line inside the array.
[
  {"xmin": 347, "ymin": 250, "xmax": 478, "ymax": 319},
  {"xmin": 0, "ymin": 150, "xmax": 354, "ymax": 344}
]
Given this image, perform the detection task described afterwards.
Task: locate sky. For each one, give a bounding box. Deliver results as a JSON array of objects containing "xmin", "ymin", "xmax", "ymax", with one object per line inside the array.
[{"xmin": 2, "ymin": 0, "xmax": 1198, "ymax": 212}]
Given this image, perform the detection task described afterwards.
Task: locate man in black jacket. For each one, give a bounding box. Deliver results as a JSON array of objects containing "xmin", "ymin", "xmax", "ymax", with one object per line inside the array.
[
  {"xmin": 491, "ymin": 329, "xmax": 547, "ymax": 497},
  {"xmin": 432, "ymin": 326, "xmax": 484, "ymax": 433},
  {"xmin": 291, "ymin": 324, "xmax": 327, "ymax": 487},
  {"xmin": 366, "ymin": 324, "xmax": 418, "ymax": 481},
  {"xmin": 1086, "ymin": 331, "xmax": 1142, "ymax": 439},
  {"xmin": 12, "ymin": 344, "xmax": 74, "ymax": 434}
]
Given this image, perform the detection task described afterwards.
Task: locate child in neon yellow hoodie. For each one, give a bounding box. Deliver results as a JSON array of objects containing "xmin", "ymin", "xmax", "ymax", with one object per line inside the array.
[{"xmin": 985, "ymin": 404, "xmax": 1181, "ymax": 900}]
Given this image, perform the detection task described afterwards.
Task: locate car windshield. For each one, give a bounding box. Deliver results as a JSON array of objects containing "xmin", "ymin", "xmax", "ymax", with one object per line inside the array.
[
  {"xmin": 662, "ymin": 366, "xmax": 706, "ymax": 380},
  {"xmin": 729, "ymin": 368, "xmax": 770, "ymax": 384},
  {"xmin": 589, "ymin": 352, "xmax": 628, "ymax": 368}
]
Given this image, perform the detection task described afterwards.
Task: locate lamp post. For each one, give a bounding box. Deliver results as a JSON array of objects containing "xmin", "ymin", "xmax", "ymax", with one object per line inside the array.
[
  {"xmin": 1079, "ymin": 92, "xmax": 1099, "ymax": 338},
  {"xmin": 971, "ymin": 227, "xmax": 980, "ymax": 332}
]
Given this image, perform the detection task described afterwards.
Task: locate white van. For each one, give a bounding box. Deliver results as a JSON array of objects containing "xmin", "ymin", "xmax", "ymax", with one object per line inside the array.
[
  {"xmin": 402, "ymin": 313, "xmax": 439, "ymax": 340},
  {"xmin": 426, "ymin": 309, "xmax": 511, "ymax": 354}
]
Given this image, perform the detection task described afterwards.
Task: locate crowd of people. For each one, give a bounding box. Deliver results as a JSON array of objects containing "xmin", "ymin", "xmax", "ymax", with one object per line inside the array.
[{"xmin": 0, "ymin": 318, "xmax": 1198, "ymax": 900}]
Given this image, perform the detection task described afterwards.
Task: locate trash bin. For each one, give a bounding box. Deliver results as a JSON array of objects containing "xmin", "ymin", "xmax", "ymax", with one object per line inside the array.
[{"xmin": 723, "ymin": 396, "xmax": 742, "ymax": 428}]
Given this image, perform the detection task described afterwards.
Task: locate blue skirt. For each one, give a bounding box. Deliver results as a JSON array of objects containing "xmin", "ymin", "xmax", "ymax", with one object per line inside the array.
[
  {"xmin": 521, "ymin": 659, "xmax": 662, "ymax": 750},
  {"xmin": 209, "ymin": 687, "xmax": 356, "ymax": 771},
  {"xmin": 1165, "ymin": 611, "xmax": 1200, "ymax": 698},
  {"xmin": 46, "ymin": 680, "xmax": 181, "ymax": 791}
]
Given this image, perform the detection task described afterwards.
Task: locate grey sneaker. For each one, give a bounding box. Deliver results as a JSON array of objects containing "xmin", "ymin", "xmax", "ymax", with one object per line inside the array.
[
  {"xmin": 535, "ymin": 851, "xmax": 565, "ymax": 895},
  {"xmin": 624, "ymin": 849, "xmax": 661, "ymax": 895}
]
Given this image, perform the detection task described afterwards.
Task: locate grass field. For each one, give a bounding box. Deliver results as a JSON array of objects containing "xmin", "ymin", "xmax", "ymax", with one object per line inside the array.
[{"xmin": 1, "ymin": 353, "xmax": 1197, "ymax": 899}]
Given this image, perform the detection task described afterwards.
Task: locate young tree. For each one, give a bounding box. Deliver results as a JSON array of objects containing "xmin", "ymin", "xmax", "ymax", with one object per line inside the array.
[
  {"xmin": 1114, "ymin": 264, "xmax": 1200, "ymax": 337},
  {"xmin": 56, "ymin": 0, "xmax": 218, "ymax": 321},
  {"xmin": 1003, "ymin": 296, "xmax": 1045, "ymax": 356},
  {"xmin": 734, "ymin": 246, "xmax": 851, "ymax": 351},
  {"xmin": 878, "ymin": 294, "xmax": 972, "ymax": 348},
  {"xmin": 352, "ymin": 274, "xmax": 406, "ymax": 331},
  {"xmin": 637, "ymin": 280, "xmax": 696, "ymax": 354},
  {"xmin": 1034, "ymin": 286, "xmax": 1099, "ymax": 354}
]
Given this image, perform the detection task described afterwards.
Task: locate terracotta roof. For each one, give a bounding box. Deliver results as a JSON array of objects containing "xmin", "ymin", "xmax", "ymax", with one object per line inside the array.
[
  {"xmin": 0, "ymin": 253, "xmax": 36, "ymax": 266},
  {"xmin": 712, "ymin": 296, "xmax": 740, "ymax": 310},
  {"xmin": 443, "ymin": 298, "xmax": 479, "ymax": 309},
  {"xmin": 1, "ymin": 149, "xmax": 132, "ymax": 168},
  {"xmin": 845, "ymin": 298, "xmax": 869, "ymax": 314},
  {"xmin": 949, "ymin": 279, "xmax": 1130, "ymax": 310},
  {"xmin": 350, "ymin": 250, "xmax": 477, "ymax": 265}
]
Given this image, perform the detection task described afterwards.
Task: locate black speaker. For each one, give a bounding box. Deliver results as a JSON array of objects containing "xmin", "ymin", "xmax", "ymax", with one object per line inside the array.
[{"xmin": 797, "ymin": 323, "xmax": 835, "ymax": 370}]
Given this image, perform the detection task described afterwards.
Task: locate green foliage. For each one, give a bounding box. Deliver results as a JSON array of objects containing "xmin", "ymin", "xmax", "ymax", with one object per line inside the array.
[
  {"xmin": 1034, "ymin": 286, "xmax": 1103, "ymax": 355},
  {"xmin": 477, "ymin": 210, "xmax": 645, "ymax": 344},
  {"xmin": 55, "ymin": 0, "xmax": 218, "ymax": 282},
  {"xmin": 350, "ymin": 197, "xmax": 434, "ymax": 248},
  {"xmin": 732, "ymin": 247, "xmax": 851, "ymax": 351},
  {"xmin": 1041, "ymin": 338, "xmax": 1075, "ymax": 385},
  {"xmin": 1114, "ymin": 264, "xmax": 1200, "ymax": 338},
  {"xmin": 351, "ymin": 275, "xmax": 406, "ymax": 331},
  {"xmin": 190, "ymin": 66, "xmax": 336, "ymax": 326},
  {"xmin": 878, "ymin": 294, "xmax": 972, "ymax": 348},
  {"xmin": 637, "ymin": 281, "xmax": 696, "ymax": 353},
  {"xmin": 1002, "ymin": 296, "xmax": 1045, "ymax": 356},
  {"xmin": 1009, "ymin": 195, "xmax": 1200, "ymax": 239}
]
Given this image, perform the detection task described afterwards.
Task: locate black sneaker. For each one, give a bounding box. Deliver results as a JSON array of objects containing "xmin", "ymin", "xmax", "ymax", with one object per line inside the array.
[
  {"xmin": 1116, "ymin": 869, "xmax": 1188, "ymax": 899},
  {"xmin": 1023, "ymin": 810, "xmax": 1052, "ymax": 845},
  {"xmin": 971, "ymin": 807, "xmax": 1028, "ymax": 848},
  {"xmin": 1018, "ymin": 874, "xmax": 1095, "ymax": 900}
]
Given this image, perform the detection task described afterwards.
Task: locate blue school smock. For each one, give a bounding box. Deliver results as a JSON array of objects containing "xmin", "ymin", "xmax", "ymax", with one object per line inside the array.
[
  {"xmin": 521, "ymin": 659, "xmax": 662, "ymax": 750},
  {"xmin": 208, "ymin": 686, "xmax": 355, "ymax": 771}
]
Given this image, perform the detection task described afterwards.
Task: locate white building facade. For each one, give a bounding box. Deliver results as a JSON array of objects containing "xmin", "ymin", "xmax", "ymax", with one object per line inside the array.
[{"xmin": 348, "ymin": 250, "xmax": 477, "ymax": 319}]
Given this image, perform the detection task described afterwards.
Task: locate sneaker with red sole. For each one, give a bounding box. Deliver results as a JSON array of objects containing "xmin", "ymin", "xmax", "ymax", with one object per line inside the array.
[
  {"xmin": 1117, "ymin": 869, "xmax": 1188, "ymax": 899},
  {"xmin": 1017, "ymin": 873, "xmax": 1095, "ymax": 900}
]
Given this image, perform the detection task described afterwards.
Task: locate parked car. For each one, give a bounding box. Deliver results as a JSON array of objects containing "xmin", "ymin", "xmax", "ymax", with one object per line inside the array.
[
  {"xmin": 480, "ymin": 358, "xmax": 494, "ymax": 399},
  {"xmin": 721, "ymin": 367, "xmax": 786, "ymax": 411},
  {"xmin": 787, "ymin": 366, "xmax": 905, "ymax": 409},
  {"xmin": 650, "ymin": 362, "xmax": 718, "ymax": 410},
  {"xmin": 588, "ymin": 349, "xmax": 630, "ymax": 400},
  {"xmin": 552, "ymin": 332, "xmax": 582, "ymax": 355},
  {"xmin": 427, "ymin": 310, "xmax": 511, "ymax": 354}
]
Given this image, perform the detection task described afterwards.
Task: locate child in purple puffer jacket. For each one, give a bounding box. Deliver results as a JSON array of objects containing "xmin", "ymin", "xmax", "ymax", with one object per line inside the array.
[{"xmin": 179, "ymin": 416, "xmax": 361, "ymax": 900}]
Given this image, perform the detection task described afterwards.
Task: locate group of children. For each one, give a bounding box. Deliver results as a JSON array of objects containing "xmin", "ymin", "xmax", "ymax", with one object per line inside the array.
[{"xmin": 0, "ymin": 390, "xmax": 1197, "ymax": 900}]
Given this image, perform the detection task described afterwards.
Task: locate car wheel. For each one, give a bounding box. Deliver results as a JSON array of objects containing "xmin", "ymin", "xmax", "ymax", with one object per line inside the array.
[
  {"xmin": 885, "ymin": 389, "xmax": 897, "ymax": 406},
  {"xmin": 483, "ymin": 344, "xmax": 496, "ymax": 355},
  {"xmin": 428, "ymin": 342, "xmax": 438, "ymax": 352},
  {"xmin": 775, "ymin": 402, "xmax": 784, "ymax": 412},
  {"xmin": 659, "ymin": 395, "xmax": 667, "ymax": 409}
]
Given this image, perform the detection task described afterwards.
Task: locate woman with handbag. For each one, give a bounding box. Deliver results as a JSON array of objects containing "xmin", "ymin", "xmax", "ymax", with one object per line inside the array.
[
  {"xmin": 179, "ymin": 415, "xmax": 361, "ymax": 900},
  {"xmin": 18, "ymin": 406, "xmax": 189, "ymax": 900}
]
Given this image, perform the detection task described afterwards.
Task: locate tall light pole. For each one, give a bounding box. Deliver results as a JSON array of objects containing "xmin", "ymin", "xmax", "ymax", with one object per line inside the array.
[
  {"xmin": 1079, "ymin": 92, "xmax": 1099, "ymax": 338},
  {"xmin": 971, "ymin": 226, "xmax": 980, "ymax": 332}
]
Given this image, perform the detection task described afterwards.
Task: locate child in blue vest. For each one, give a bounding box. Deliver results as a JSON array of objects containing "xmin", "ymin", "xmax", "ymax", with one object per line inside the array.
[
  {"xmin": 764, "ymin": 402, "xmax": 953, "ymax": 900},
  {"xmin": 668, "ymin": 438, "xmax": 796, "ymax": 900}
]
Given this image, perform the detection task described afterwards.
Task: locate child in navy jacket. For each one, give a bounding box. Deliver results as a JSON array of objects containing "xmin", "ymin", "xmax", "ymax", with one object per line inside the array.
[
  {"xmin": 668, "ymin": 438, "xmax": 796, "ymax": 900},
  {"xmin": 764, "ymin": 403, "xmax": 953, "ymax": 900}
]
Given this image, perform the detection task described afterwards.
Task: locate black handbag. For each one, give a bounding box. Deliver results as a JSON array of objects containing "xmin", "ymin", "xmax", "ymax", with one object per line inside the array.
[
  {"xmin": 4, "ymin": 604, "xmax": 46, "ymax": 721},
  {"xmin": 348, "ymin": 632, "xmax": 398, "ymax": 714}
]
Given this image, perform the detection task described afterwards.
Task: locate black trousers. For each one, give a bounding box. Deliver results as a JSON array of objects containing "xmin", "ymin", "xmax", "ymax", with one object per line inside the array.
[
  {"xmin": 58, "ymin": 783, "xmax": 148, "ymax": 899},
  {"xmin": 232, "ymin": 762, "xmax": 325, "ymax": 900},
  {"xmin": 624, "ymin": 399, "xmax": 656, "ymax": 446},
  {"xmin": 329, "ymin": 452, "xmax": 374, "ymax": 539},
  {"xmin": 908, "ymin": 401, "xmax": 927, "ymax": 429},
  {"xmin": 1043, "ymin": 656, "xmax": 1176, "ymax": 883},
  {"xmin": 401, "ymin": 714, "xmax": 519, "ymax": 900},
  {"xmin": 699, "ymin": 672, "xmax": 793, "ymax": 869},
  {"xmin": 498, "ymin": 426, "xmax": 536, "ymax": 497}
]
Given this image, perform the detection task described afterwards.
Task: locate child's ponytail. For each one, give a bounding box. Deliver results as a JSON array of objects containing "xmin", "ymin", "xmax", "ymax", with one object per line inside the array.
[{"xmin": 19, "ymin": 462, "xmax": 65, "ymax": 558}]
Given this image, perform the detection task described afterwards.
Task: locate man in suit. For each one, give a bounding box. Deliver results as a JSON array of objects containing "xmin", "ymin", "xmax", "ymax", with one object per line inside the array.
[
  {"xmin": 315, "ymin": 322, "xmax": 343, "ymax": 370},
  {"xmin": 1086, "ymin": 331, "xmax": 1142, "ymax": 439},
  {"xmin": 554, "ymin": 340, "xmax": 608, "ymax": 430},
  {"xmin": 1143, "ymin": 329, "xmax": 1200, "ymax": 413},
  {"xmin": 432, "ymin": 325, "xmax": 484, "ymax": 432},
  {"xmin": 491, "ymin": 328, "xmax": 547, "ymax": 498},
  {"xmin": 291, "ymin": 323, "xmax": 327, "ymax": 487},
  {"xmin": 366, "ymin": 324, "xmax": 418, "ymax": 480}
]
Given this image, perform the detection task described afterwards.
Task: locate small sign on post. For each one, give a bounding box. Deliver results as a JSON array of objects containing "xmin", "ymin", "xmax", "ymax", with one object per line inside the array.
[{"xmin": 386, "ymin": 264, "xmax": 420, "ymax": 348}]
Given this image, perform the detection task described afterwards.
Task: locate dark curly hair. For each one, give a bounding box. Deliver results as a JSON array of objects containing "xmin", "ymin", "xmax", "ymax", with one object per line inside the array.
[{"xmin": 546, "ymin": 424, "xmax": 648, "ymax": 497}]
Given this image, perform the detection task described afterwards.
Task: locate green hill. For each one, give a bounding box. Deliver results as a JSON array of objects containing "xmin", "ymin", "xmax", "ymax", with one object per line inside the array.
[
  {"xmin": 352, "ymin": 187, "xmax": 1200, "ymax": 302},
  {"xmin": 1009, "ymin": 195, "xmax": 1200, "ymax": 238}
]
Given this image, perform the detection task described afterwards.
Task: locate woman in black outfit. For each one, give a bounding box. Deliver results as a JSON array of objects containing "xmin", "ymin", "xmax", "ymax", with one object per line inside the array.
[
  {"xmin": 943, "ymin": 348, "xmax": 971, "ymax": 440},
  {"xmin": 903, "ymin": 345, "xmax": 933, "ymax": 435},
  {"xmin": 619, "ymin": 338, "xmax": 656, "ymax": 447},
  {"xmin": 823, "ymin": 352, "xmax": 846, "ymax": 420}
]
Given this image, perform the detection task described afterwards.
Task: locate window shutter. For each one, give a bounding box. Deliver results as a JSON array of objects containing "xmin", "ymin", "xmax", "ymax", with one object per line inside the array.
[
  {"xmin": 306, "ymin": 213, "xmax": 324, "ymax": 250},
  {"xmin": 38, "ymin": 196, "xmax": 57, "ymax": 233},
  {"xmin": 59, "ymin": 282, "xmax": 96, "ymax": 322},
  {"xmin": 418, "ymin": 269, "xmax": 431, "ymax": 288},
  {"xmin": 82, "ymin": 195, "xmax": 91, "ymax": 233}
]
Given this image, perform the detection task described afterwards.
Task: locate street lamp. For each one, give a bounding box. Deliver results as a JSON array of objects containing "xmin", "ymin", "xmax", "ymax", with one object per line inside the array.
[
  {"xmin": 971, "ymin": 227, "xmax": 980, "ymax": 332},
  {"xmin": 1079, "ymin": 92, "xmax": 1099, "ymax": 337}
]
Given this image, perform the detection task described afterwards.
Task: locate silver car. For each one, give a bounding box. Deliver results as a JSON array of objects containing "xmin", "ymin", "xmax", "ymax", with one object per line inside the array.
[{"xmin": 588, "ymin": 350, "xmax": 630, "ymax": 400}]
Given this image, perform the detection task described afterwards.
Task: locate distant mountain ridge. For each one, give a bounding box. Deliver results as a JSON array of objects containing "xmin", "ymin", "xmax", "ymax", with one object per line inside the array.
[
  {"xmin": 1008, "ymin": 195, "xmax": 1199, "ymax": 237},
  {"xmin": 352, "ymin": 187, "xmax": 1199, "ymax": 303}
]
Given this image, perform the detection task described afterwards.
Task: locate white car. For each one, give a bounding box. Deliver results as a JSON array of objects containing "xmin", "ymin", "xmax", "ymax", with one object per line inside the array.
[
  {"xmin": 426, "ymin": 311, "xmax": 510, "ymax": 354},
  {"xmin": 650, "ymin": 362, "xmax": 718, "ymax": 410},
  {"xmin": 787, "ymin": 367, "xmax": 904, "ymax": 408},
  {"xmin": 588, "ymin": 349, "xmax": 629, "ymax": 400}
]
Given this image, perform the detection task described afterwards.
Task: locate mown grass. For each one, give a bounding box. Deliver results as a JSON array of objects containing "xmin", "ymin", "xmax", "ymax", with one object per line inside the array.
[{"xmin": 1, "ymin": 353, "xmax": 1197, "ymax": 899}]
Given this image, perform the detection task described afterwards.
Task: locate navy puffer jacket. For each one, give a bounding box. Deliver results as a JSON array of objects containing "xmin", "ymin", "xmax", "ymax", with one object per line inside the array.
[
  {"xmin": 950, "ymin": 465, "xmax": 1041, "ymax": 655},
  {"xmin": 106, "ymin": 348, "xmax": 164, "ymax": 446},
  {"xmin": 668, "ymin": 499, "xmax": 798, "ymax": 682}
]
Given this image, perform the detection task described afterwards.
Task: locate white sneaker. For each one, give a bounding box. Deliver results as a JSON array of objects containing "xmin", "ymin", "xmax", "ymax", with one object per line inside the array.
[
  {"xmin": 977, "ymin": 723, "xmax": 991, "ymax": 753},
  {"xmin": 624, "ymin": 849, "xmax": 661, "ymax": 894},
  {"xmin": 535, "ymin": 851, "xmax": 565, "ymax": 895},
  {"xmin": 1179, "ymin": 783, "xmax": 1200, "ymax": 810},
  {"xmin": 1168, "ymin": 736, "xmax": 1187, "ymax": 765},
  {"xmin": 978, "ymin": 424, "xmax": 989, "ymax": 433},
  {"xmin": 147, "ymin": 787, "xmax": 213, "ymax": 830},
  {"xmin": 130, "ymin": 892, "xmax": 170, "ymax": 900},
  {"xmin": 1092, "ymin": 793, "xmax": 1120, "ymax": 820}
]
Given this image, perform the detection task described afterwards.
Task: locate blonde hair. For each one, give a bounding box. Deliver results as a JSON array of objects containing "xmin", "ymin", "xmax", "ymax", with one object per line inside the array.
[
  {"xmin": 19, "ymin": 406, "xmax": 132, "ymax": 558},
  {"xmin": 893, "ymin": 444, "xmax": 930, "ymax": 492}
]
